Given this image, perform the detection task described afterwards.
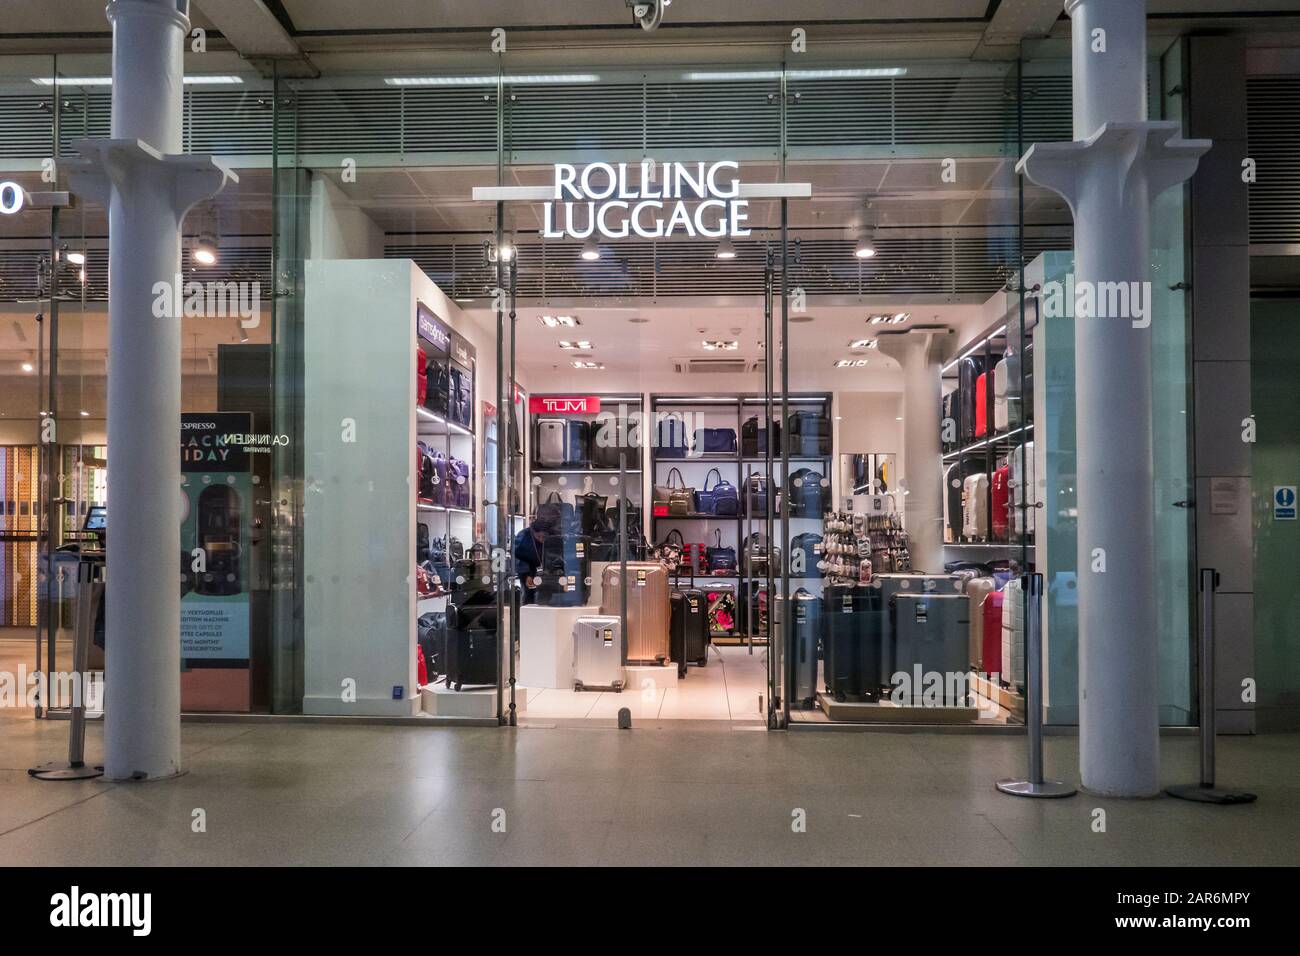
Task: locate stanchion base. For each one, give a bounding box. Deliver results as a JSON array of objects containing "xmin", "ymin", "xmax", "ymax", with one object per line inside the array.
[
  {"xmin": 996, "ymin": 778, "xmax": 1077, "ymax": 798},
  {"xmin": 1165, "ymin": 783, "xmax": 1257, "ymax": 804},
  {"xmin": 28, "ymin": 761, "xmax": 104, "ymax": 781}
]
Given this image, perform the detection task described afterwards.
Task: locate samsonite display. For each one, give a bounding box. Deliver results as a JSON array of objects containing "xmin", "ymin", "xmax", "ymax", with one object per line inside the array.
[
  {"xmin": 573, "ymin": 616, "xmax": 625, "ymax": 692},
  {"xmin": 990, "ymin": 465, "xmax": 1010, "ymax": 540},
  {"xmin": 957, "ymin": 355, "xmax": 982, "ymax": 442},
  {"xmin": 891, "ymin": 593, "xmax": 970, "ymax": 704},
  {"xmin": 974, "ymin": 371, "xmax": 989, "ymax": 437},
  {"xmin": 600, "ymin": 562, "xmax": 671, "ymax": 663},
  {"xmin": 993, "ymin": 349, "xmax": 1021, "ymax": 431},
  {"xmin": 822, "ymin": 584, "xmax": 885, "ymax": 702}
]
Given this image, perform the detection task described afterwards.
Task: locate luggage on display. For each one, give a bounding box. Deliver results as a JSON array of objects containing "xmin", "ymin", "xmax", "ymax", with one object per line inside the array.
[
  {"xmin": 576, "ymin": 491, "xmax": 610, "ymax": 535},
  {"xmin": 788, "ymin": 467, "xmax": 827, "ymax": 517},
  {"xmin": 572, "ymin": 616, "xmax": 625, "ymax": 692},
  {"xmin": 741, "ymin": 416, "xmax": 779, "ymax": 457},
  {"xmin": 891, "ymin": 593, "xmax": 971, "ymax": 704},
  {"xmin": 670, "ymin": 587, "xmax": 710, "ymax": 670},
  {"xmin": 974, "ymin": 371, "xmax": 989, "ymax": 437},
  {"xmin": 789, "ymin": 531, "xmax": 823, "ymax": 577},
  {"xmin": 694, "ymin": 427, "xmax": 738, "ymax": 455},
  {"xmin": 444, "ymin": 602, "xmax": 498, "ymax": 691},
  {"xmin": 941, "ymin": 391, "xmax": 958, "ymax": 451},
  {"xmin": 591, "ymin": 412, "xmax": 637, "ymax": 469},
  {"xmin": 416, "ymin": 522, "xmax": 430, "ymax": 562},
  {"xmin": 744, "ymin": 532, "xmax": 778, "ymax": 578},
  {"xmin": 536, "ymin": 419, "xmax": 568, "ymax": 467},
  {"xmin": 600, "ymin": 562, "xmax": 671, "ymax": 663},
  {"xmin": 874, "ymin": 573, "xmax": 965, "ymax": 685},
  {"xmin": 542, "ymin": 533, "xmax": 591, "ymax": 588},
  {"xmin": 536, "ymin": 571, "xmax": 586, "ymax": 606},
  {"xmin": 957, "ymin": 356, "xmax": 981, "ymax": 442},
  {"xmin": 962, "ymin": 472, "xmax": 989, "ymax": 541},
  {"xmin": 654, "ymin": 467, "xmax": 695, "ymax": 516},
  {"xmin": 428, "ymin": 360, "xmax": 450, "ymax": 416},
  {"xmin": 1011, "ymin": 441, "xmax": 1035, "ymax": 537},
  {"xmin": 447, "ymin": 456, "xmax": 471, "ymax": 509},
  {"xmin": 993, "ymin": 350, "xmax": 1021, "ymax": 431},
  {"xmin": 991, "ymin": 465, "xmax": 1010, "ymax": 540},
  {"xmin": 416, "ymin": 346, "xmax": 428, "ymax": 406},
  {"xmin": 786, "ymin": 410, "xmax": 832, "ymax": 456},
  {"xmin": 745, "ymin": 473, "xmax": 770, "ymax": 515},
  {"xmin": 705, "ymin": 528, "xmax": 737, "ymax": 575},
  {"xmin": 963, "ymin": 576, "xmax": 997, "ymax": 671},
  {"xmin": 774, "ymin": 588, "xmax": 822, "ymax": 706},
  {"xmin": 417, "ymin": 442, "xmax": 438, "ymax": 501},
  {"xmin": 449, "ymin": 364, "xmax": 472, "ymax": 427},
  {"xmin": 982, "ymin": 588, "xmax": 1004, "ymax": 677},
  {"xmin": 1002, "ymin": 577, "xmax": 1025, "ymax": 690},
  {"xmin": 657, "ymin": 416, "xmax": 689, "ymax": 459},
  {"xmin": 542, "ymin": 490, "xmax": 578, "ymax": 533},
  {"xmin": 695, "ymin": 468, "xmax": 739, "ymax": 516},
  {"xmin": 704, "ymin": 584, "xmax": 738, "ymax": 637},
  {"xmin": 822, "ymin": 584, "xmax": 885, "ymax": 702},
  {"xmin": 418, "ymin": 610, "xmax": 447, "ymax": 677},
  {"xmin": 654, "ymin": 528, "xmax": 686, "ymax": 574}
]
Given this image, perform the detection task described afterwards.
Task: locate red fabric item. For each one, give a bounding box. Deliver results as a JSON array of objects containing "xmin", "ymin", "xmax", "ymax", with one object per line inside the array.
[
  {"xmin": 982, "ymin": 590, "xmax": 1004, "ymax": 677},
  {"xmin": 991, "ymin": 465, "xmax": 1010, "ymax": 540},
  {"xmin": 974, "ymin": 372, "xmax": 988, "ymax": 437},
  {"xmin": 416, "ymin": 346, "xmax": 428, "ymax": 406},
  {"xmin": 417, "ymin": 644, "xmax": 428, "ymax": 686}
]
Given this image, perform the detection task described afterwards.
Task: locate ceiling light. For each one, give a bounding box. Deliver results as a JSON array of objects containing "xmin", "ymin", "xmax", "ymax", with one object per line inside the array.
[
  {"xmin": 849, "ymin": 339, "xmax": 879, "ymax": 349},
  {"xmin": 558, "ymin": 341, "xmax": 593, "ymax": 350},
  {"xmin": 701, "ymin": 340, "xmax": 739, "ymax": 351},
  {"xmin": 79, "ymin": 410, "xmax": 89, "ymax": 417},
  {"xmin": 65, "ymin": 251, "xmax": 85, "ymax": 265},
  {"xmin": 855, "ymin": 199, "xmax": 877, "ymax": 259},
  {"xmin": 683, "ymin": 68, "xmax": 906, "ymax": 82},
  {"xmin": 497, "ymin": 241, "xmax": 514, "ymax": 262},
  {"xmin": 581, "ymin": 237, "xmax": 600, "ymax": 261},
  {"xmin": 855, "ymin": 233, "xmax": 876, "ymax": 259},
  {"xmin": 540, "ymin": 315, "xmax": 580, "ymax": 328},
  {"xmin": 571, "ymin": 360, "xmax": 604, "ymax": 369},
  {"xmin": 628, "ymin": 317, "xmax": 650, "ymax": 324},
  {"xmin": 715, "ymin": 236, "xmax": 737, "ymax": 259},
  {"xmin": 834, "ymin": 358, "xmax": 869, "ymax": 368},
  {"xmin": 192, "ymin": 234, "xmax": 218, "ymax": 266},
  {"xmin": 32, "ymin": 75, "xmax": 243, "ymax": 87},
  {"xmin": 384, "ymin": 73, "xmax": 600, "ymax": 87},
  {"xmin": 889, "ymin": 313, "xmax": 910, "ymax": 324},
  {"xmin": 21, "ymin": 362, "xmax": 34, "ymax": 373}
]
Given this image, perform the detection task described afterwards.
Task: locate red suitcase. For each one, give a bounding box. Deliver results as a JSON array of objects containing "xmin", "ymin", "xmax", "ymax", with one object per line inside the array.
[
  {"xmin": 991, "ymin": 465, "xmax": 1010, "ymax": 540},
  {"xmin": 974, "ymin": 372, "xmax": 988, "ymax": 437},
  {"xmin": 982, "ymin": 589, "xmax": 1004, "ymax": 677}
]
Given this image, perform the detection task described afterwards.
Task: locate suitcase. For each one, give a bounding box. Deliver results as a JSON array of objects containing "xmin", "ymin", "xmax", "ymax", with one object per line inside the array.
[
  {"xmin": 774, "ymin": 588, "xmax": 821, "ymax": 707},
  {"xmin": 741, "ymin": 415, "xmax": 779, "ymax": 457},
  {"xmin": 962, "ymin": 472, "xmax": 989, "ymax": 541},
  {"xmin": 941, "ymin": 391, "xmax": 959, "ymax": 451},
  {"xmin": 993, "ymin": 351, "xmax": 1020, "ymax": 432},
  {"xmin": 600, "ymin": 562, "xmax": 671, "ymax": 663},
  {"xmin": 822, "ymin": 584, "xmax": 884, "ymax": 702},
  {"xmin": 874, "ymin": 574, "xmax": 966, "ymax": 686},
  {"xmin": 657, "ymin": 415, "xmax": 689, "ymax": 459},
  {"xmin": 1002, "ymin": 578, "xmax": 1024, "ymax": 690},
  {"xmin": 974, "ymin": 371, "xmax": 989, "ymax": 438},
  {"xmin": 963, "ymin": 576, "xmax": 997, "ymax": 671},
  {"xmin": 991, "ymin": 465, "xmax": 1010, "ymax": 541},
  {"xmin": 957, "ymin": 356, "xmax": 981, "ymax": 442},
  {"xmin": 982, "ymin": 588, "xmax": 1004, "ymax": 677},
  {"xmin": 786, "ymin": 410, "xmax": 832, "ymax": 457},
  {"xmin": 788, "ymin": 467, "xmax": 827, "ymax": 517},
  {"xmin": 670, "ymin": 588, "xmax": 710, "ymax": 674},
  {"xmin": 428, "ymin": 359, "xmax": 449, "ymax": 417},
  {"xmin": 541, "ymin": 533, "xmax": 591, "ymax": 596},
  {"xmin": 590, "ymin": 412, "xmax": 637, "ymax": 469},
  {"xmin": 704, "ymin": 584, "xmax": 738, "ymax": 637},
  {"xmin": 536, "ymin": 418, "xmax": 568, "ymax": 467},
  {"xmin": 573, "ymin": 615, "xmax": 625, "ymax": 691},
  {"xmin": 789, "ymin": 531, "xmax": 823, "ymax": 578},
  {"xmin": 1011, "ymin": 441, "xmax": 1035, "ymax": 537},
  {"xmin": 418, "ymin": 610, "xmax": 447, "ymax": 677},
  {"xmin": 892, "ymin": 593, "xmax": 970, "ymax": 704},
  {"xmin": 444, "ymin": 602, "xmax": 498, "ymax": 691}
]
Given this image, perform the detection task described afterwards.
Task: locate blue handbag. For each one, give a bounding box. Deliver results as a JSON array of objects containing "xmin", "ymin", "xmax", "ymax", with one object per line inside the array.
[{"xmin": 710, "ymin": 470, "xmax": 740, "ymax": 516}]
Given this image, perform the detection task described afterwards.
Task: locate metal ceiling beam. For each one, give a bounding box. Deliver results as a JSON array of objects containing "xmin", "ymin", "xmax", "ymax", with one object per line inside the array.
[
  {"xmin": 973, "ymin": 0, "xmax": 1064, "ymax": 59},
  {"xmin": 193, "ymin": 0, "xmax": 317, "ymax": 75}
]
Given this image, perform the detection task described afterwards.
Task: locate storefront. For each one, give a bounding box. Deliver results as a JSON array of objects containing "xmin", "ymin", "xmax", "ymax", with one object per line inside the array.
[{"xmin": 2, "ymin": 15, "xmax": 1293, "ymax": 738}]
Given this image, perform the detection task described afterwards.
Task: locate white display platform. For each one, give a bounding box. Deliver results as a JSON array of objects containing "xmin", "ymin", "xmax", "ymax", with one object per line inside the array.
[
  {"xmin": 623, "ymin": 663, "xmax": 679, "ymax": 693},
  {"xmin": 420, "ymin": 679, "xmax": 526, "ymax": 719},
  {"xmin": 518, "ymin": 603, "xmax": 602, "ymax": 689}
]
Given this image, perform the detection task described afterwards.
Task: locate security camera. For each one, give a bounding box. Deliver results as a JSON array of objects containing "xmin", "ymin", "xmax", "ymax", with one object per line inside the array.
[{"xmin": 626, "ymin": 0, "xmax": 669, "ymax": 32}]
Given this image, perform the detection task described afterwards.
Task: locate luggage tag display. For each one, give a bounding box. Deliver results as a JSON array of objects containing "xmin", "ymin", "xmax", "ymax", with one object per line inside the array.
[
  {"xmin": 602, "ymin": 627, "xmax": 614, "ymax": 646},
  {"xmin": 636, "ymin": 569, "xmax": 648, "ymax": 588}
]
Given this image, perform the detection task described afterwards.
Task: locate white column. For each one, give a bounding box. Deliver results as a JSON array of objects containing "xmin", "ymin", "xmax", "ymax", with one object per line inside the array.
[
  {"xmin": 68, "ymin": 0, "xmax": 235, "ymax": 780},
  {"xmin": 1018, "ymin": 0, "xmax": 1209, "ymax": 796},
  {"xmin": 876, "ymin": 328, "xmax": 955, "ymax": 574}
]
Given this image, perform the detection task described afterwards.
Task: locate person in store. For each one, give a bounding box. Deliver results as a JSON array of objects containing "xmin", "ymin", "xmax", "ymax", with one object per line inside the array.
[{"xmin": 513, "ymin": 502, "xmax": 562, "ymax": 604}]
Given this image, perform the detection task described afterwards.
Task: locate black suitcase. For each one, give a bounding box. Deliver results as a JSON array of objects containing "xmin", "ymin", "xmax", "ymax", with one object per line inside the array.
[
  {"xmin": 740, "ymin": 415, "xmax": 781, "ymax": 458},
  {"xmin": 671, "ymin": 587, "xmax": 709, "ymax": 669},
  {"xmin": 417, "ymin": 610, "xmax": 447, "ymax": 677},
  {"xmin": 777, "ymin": 588, "xmax": 822, "ymax": 707},
  {"xmin": 445, "ymin": 602, "xmax": 498, "ymax": 690},
  {"xmin": 591, "ymin": 413, "xmax": 639, "ymax": 469},
  {"xmin": 957, "ymin": 356, "xmax": 983, "ymax": 443},
  {"xmin": 786, "ymin": 410, "xmax": 832, "ymax": 457},
  {"xmin": 822, "ymin": 584, "xmax": 884, "ymax": 702}
]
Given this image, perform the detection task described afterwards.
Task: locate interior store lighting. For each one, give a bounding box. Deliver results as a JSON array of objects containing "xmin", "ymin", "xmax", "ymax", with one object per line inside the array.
[
  {"xmin": 32, "ymin": 75, "xmax": 243, "ymax": 86},
  {"xmin": 581, "ymin": 237, "xmax": 601, "ymax": 261},
  {"xmin": 65, "ymin": 251, "xmax": 85, "ymax": 265},
  {"xmin": 21, "ymin": 361, "xmax": 35, "ymax": 373},
  {"xmin": 715, "ymin": 236, "xmax": 737, "ymax": 259},
  {"xmin": 571, "ymin": 361, "xmax": 604, "ymax": 369},
  {"xmin": 539, "ymin": 315, "xmax": 580, "ymax": 327},
  {"xmin": 384, "ymin": 73, "xmax": 600, "ymax": 87},
  {"xmin": 683, "ymin": 67, "xmax": 905, "ymax": 81},
  {"xmin": 701, "ymin": 340, "xmax": 739, "ymax": 351},
  {"xmin": 849, "ymin": 339, "xmax": 879, "ymax": 349},
  {"xmin": 558, "ymin": 341, "xmax": 593, "ymax": 350}
]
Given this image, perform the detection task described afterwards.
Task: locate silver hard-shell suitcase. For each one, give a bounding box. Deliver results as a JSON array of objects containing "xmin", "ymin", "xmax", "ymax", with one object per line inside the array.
[
  {"xmin": 537, "ymin": 418, "xmax": 567, "ymax": 468},
  {"xmin": 573, "ymin": 615, "xmax": 624, "ymax": 692}
]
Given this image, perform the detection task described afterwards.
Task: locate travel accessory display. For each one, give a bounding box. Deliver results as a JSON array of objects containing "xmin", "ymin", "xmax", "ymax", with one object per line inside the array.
[
  {"xmin": 705, "ymin": 528, "xmax": 737, "ymax": 575},
  {"xmin": 693, "ymin": 426, "xmax": 738, "ymax": 456}
]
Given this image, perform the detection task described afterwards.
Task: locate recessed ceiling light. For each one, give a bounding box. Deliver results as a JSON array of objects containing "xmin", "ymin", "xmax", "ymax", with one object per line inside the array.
[
  {"xmin": 715, "ymin": 237, "xmax": 737, "ymax": 259},
  {"xmin": 571, "ymin": 360, "xmax": 604, "ymax": 370},
  {"xmin": 192, "ymin": 234, "xmax": 218, "ymax": 266},
  {"xmin": 889, "ymin": 313, "xmax": 910, "ymax": 324},
  {"xmin": 701, "ymin": 340, "xmax": 739, "ymax": 351},
  {"xmin": 65, "ymin": 251, "xmax": 85, "ymax": 265},
  {"xmin": 855, "ymin": 234, "xmax": 876, "ymax": 259},
  {"xmin": 79, "ymin": 410, "xmax": 89, "ymax": 417},
  {"xmin": 834, "ymin": 358, "xmax": 869, "ymax": 368},
  {"xmin": 581, "ymin": 237, "xmax": 600, "ymax": 261},
  {"xmin": 540, "ymin": 315, "xmax": 580, "ymax": 327},
  {"xmin": 21, "ymin": 362, "xmax": 35, "ymax": 373},
  {"xmin": 558, "ymin": 340, "xmax": 593, "ymax": 350},
  {"xmin": 849, "ymin": 339, "xmax": 880, "ymax": 349}
]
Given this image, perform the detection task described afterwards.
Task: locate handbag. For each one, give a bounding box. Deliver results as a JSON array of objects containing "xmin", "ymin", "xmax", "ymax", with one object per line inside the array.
[
  {"xmin": 705, "ymin": 528, "xmax": 737, "ymax": 575},
  {"xmin": 654, "ymin": 528, "xmax": 685, "ymax": 574},
  {"xmin": 693, "ymin": 427, "xmax": 737, "ymax": 455},
  {"xmin": 657, "ymin": 415, "xmax": 689, "ymax": 459},
  {"xmin": 706, "ymin": 586, "xmax": 738, "ymax": 636},
  {"xmin": 576, "ymin": 491, "xmax": 610, "ymax": 535},
  {"xmin": 655, "ymin": 467, "xmax": 695, "ymax": 516},
  {"xmin": 710, "ymin": 471, "xmax": 740, "ymax": 516},
  {"xmin": 448, "ymin": 456, "xmax": 471, "ymax": 509},
  {"xmin": 694, "ymin": 467, "xmax": 724, "ymax": 515},
  {"xmin": 543, "ymin": 490, "xmax": 578, "ymax": 533}
]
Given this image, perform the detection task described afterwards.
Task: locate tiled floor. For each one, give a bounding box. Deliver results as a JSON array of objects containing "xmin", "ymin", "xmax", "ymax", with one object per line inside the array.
[
  {"xmin": 520, "ymin": 644, "xmax": 767, "ymax": 722},
  {"xmin": 2, "ymin": 715, "xmax": 1295, "ymax": 866}
]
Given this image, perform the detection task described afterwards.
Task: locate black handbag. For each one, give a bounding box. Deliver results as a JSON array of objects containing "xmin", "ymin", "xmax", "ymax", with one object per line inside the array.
[
  {"xmin": 542, "ymin": 490, "xmax": 579, "ymax": 532},
  {"xmin": 705, "ymin": 528, "xmax": 737, "ymax": 575},
  {"xmin": 576, "ymin": 491, "xmax": 610, "ymax": 535}
]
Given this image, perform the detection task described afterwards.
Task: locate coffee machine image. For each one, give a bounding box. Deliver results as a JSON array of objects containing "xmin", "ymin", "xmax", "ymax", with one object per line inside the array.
[{"xmin": 196, "ymin": 484, "xmax": 243, "ymax": 597}]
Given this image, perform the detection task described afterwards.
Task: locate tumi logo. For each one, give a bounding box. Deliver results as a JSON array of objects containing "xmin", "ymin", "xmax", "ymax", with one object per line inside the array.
[
  {"xmin": 50, "ymin": 886, "xmax": 151, "ymax": 936},
  {"xmin": 529, "ymin": 395, "xmax": 600, "ymax": 415}
]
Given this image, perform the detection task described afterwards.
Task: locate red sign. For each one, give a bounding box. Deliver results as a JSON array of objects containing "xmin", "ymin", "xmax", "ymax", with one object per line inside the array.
[{"xmin": 529, "ymin": 395, "xmax": 601, "ymax": 415}]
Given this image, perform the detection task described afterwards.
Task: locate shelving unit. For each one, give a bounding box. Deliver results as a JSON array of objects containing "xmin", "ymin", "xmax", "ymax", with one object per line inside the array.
[{"xmin": 650, "ymin": 393, "xmax": 833, "ymax": 644}]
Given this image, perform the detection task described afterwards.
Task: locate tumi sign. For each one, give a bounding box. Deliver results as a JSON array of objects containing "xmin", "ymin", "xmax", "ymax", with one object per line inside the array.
[
  {"xmin": 541, "ymin": 161, "xmax": 750, "ymax": 241},
  {"xmin": 530, "ymin": 395, "xmax": 600, "ymax": 415}
]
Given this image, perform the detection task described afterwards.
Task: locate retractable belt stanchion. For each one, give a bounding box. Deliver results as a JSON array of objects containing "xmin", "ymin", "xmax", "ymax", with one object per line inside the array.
[
  {"xmin": 30, "ymin": 555, "xmax": 105, "ymax": 781},
  {"xmin": 997, "ymin": 572, "xmax": 1076, "ymax": 798},
  {"xmin": 1166, "ymin": 569, "xmax": 1257, "ymax": 805}
]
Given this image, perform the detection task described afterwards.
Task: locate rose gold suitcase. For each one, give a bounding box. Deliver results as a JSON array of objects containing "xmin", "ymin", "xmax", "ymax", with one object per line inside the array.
[{"xmin": 600, "ymin": 562, "xmax": 671, "ymax": 664}]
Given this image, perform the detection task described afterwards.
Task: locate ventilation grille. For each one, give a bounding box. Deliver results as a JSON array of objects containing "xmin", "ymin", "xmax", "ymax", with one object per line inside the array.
[
  {"xmin": 1247, "ymin": 76, "xmax": 1300, "ymax": 245},
  {"xmin": 0, "ymin": 70, "xmax": 1074, "ymax": 161},
  {"xmin": 386, "ymin": 233, "xmax": 1068, "ymax": 300},
  {"xmin": 671, "ymin": 357, "xmax": 755, "ymax": 374}
]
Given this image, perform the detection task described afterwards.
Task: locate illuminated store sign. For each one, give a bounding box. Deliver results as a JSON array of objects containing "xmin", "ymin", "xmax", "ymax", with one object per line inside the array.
[
  {"xmin": 0, "ymin": 181, "xmax": 25, "ymax": 215},
  {"xmin": 541, "ymin": 161, "xmax": 750, "ymax": 240}
]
